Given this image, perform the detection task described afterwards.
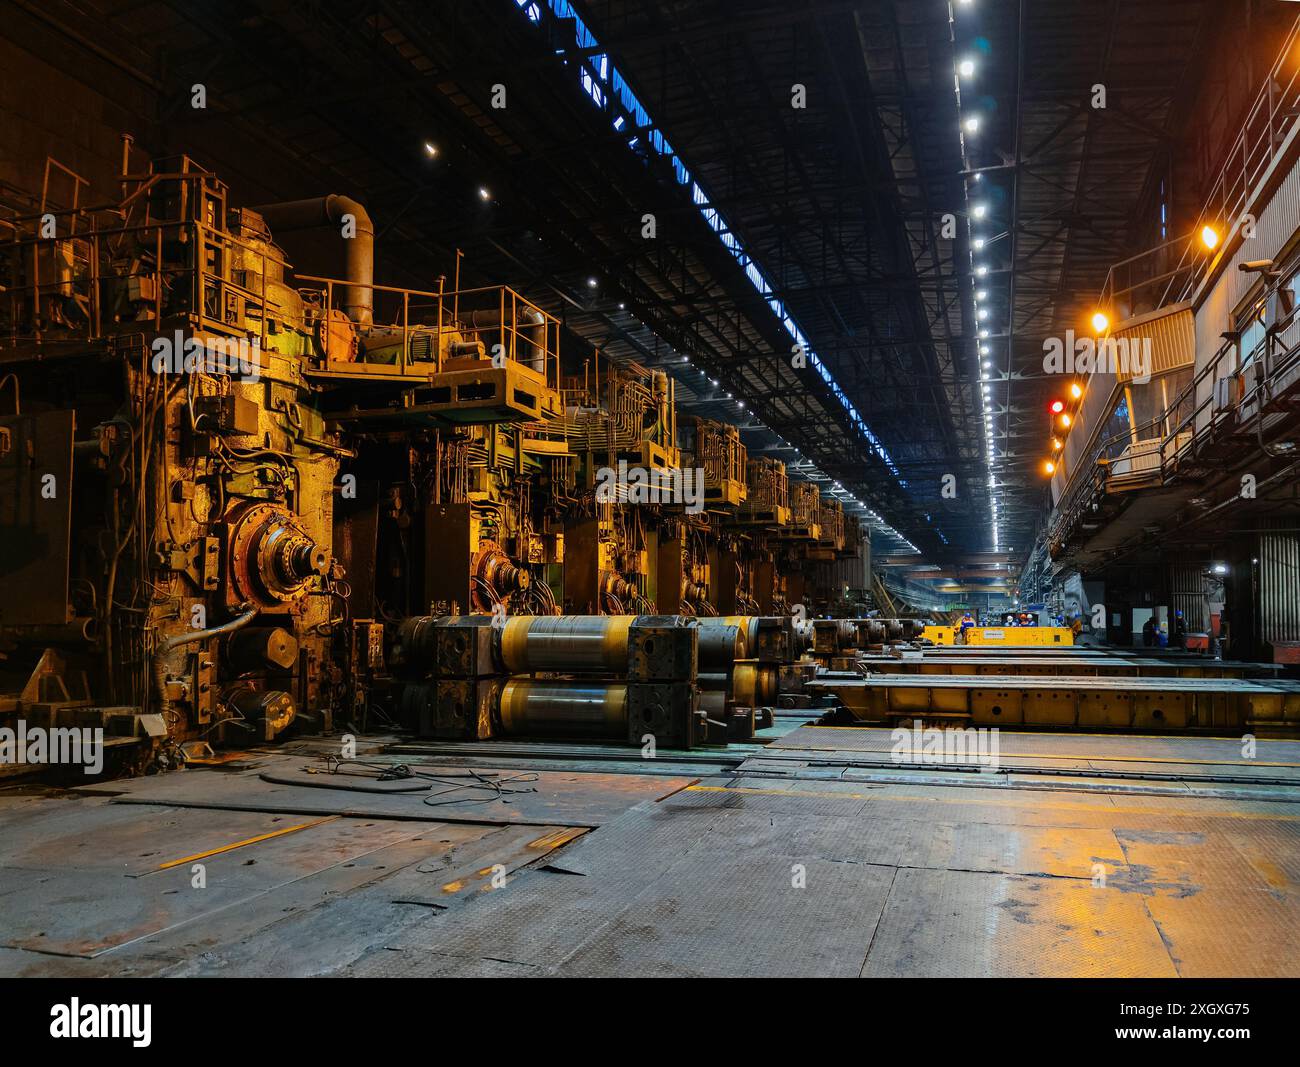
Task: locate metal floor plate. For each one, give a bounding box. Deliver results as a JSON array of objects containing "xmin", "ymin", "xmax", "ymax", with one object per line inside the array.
[
  {"xmin": 341, "ymin": 748, "xmax": 1300, "ymax": 976},
  {"xmin": 70, "ymin": 755, "xmax": 693, "ymax": 828},
  {"xmin": 860, "ymin": 867, "xmax": 1179, "ymax": 978},
  {"xmin": 5, "ymin": 726, "xmax": 1299, "ymax": 977}
]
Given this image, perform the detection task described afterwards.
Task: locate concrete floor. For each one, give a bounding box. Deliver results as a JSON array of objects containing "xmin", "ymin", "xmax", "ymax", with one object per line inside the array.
[{"xmin": 1, "ymin": 726, "xmax": 1297, "ymax": 977}]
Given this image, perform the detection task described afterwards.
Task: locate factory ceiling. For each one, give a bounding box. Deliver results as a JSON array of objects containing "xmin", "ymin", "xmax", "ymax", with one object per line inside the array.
[{"xmin": 8, "ymin": 0, "xmax": 1225, "ymax": 576}]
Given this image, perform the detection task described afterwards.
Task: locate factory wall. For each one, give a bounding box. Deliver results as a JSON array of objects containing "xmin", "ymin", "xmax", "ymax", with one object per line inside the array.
[{"xmin": 0, "ymin": 16, "xmax": 156, "ymax": 197}]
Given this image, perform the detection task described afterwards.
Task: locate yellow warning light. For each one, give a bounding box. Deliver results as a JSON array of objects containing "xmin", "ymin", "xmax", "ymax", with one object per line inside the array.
[{"xmin": 1200, "ymin": 225, "xmax": 1220, "ymax": 251}]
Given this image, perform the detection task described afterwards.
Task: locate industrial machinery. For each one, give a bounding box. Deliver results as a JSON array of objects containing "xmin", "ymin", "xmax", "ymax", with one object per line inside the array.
[
  {"xmin": 0, "ymin": 157, "xmax": 359, "ymax": 764},
  {"xmin": 0, "ymin": 150, "xmax": 559, "ymax": 767},
  {"xmin": 737, "ymin": 457, "xmax": 792, "ymax": 528},
  {"xmin": 681, "ymin": 416, "xmax": 746, "ymax": 509},
  {"xmin": 0, "ymin": 146, "xmax": 866, "ymax": 774},
  {"xmin": 370, "ymin": 613, "xmax": 813, "ymax": 746}
]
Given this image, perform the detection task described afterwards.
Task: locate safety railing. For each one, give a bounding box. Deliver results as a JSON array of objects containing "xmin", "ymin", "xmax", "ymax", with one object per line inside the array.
[
  {"xmin": 1095, "ymin": 16, "xmax": 1300, "ymax": 319},
  {"xmin": 1098, "ymin": 233, "xmax": 1198, "ymax": 320},
  {"xmin": 2, "ymin": 211, "xmax": 292, "ymax": 355},
  {"xmin": 1162, "ymin": 16, "xmax": 1300, "ymax": 307},
  {"xmin": 1049, "ymin": 285, "xmax": 1300, "ymax": 554},
  {"xmin": 1053, "ymin": 16, "xmax": 1300, "ymax": 555},
  {"xmin": 2, "ymin": 166, "xmax": 562, "ymax": 394},
  {"xmin": 297, "ymin": 275, "xmax": 560, "ymax": 389},
  {"xmin": 1049, "ymin": 347, "xmax": 1218, "ymax": 553}
]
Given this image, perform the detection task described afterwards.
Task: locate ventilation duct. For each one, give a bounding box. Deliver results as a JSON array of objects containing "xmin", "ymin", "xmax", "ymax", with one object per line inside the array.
[{"xmin": 251, "ymin": 195, "xmax": 374, "ymax": 327}]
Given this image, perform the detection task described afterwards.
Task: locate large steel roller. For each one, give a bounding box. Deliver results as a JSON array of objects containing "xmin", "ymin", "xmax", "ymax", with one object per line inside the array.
[
  {"xmin": 499, "ymin": 615, "xmax": 635, "ymax": 673},
  {"xmin": 695, "ymin": 622, "xmax": 748, "ymax": 668},
  {"xmin": 498, "ymin": 679, "xmax": 628, "ymax": 737}
]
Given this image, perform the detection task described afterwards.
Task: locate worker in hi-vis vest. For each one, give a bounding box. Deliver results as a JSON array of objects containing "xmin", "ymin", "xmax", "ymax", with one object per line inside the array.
[{"xmin": 958, "ymin": 612, "xmax": 976, "ymax": 643}]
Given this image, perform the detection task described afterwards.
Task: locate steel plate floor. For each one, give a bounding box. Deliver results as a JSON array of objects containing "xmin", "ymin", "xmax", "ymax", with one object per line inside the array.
[
  {"xmin": 340, "ymin": 729, "xmax": 1300, "ymax": 977},
  {"xmin": 1, "ymin": 729, "xmax": 1297, "ymax": 977}
]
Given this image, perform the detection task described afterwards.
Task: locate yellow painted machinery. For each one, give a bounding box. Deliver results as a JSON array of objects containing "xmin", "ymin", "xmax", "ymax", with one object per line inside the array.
[
  {"xmin": 682, "ymin": 416, "xmax": 746, "ymax": 508},
  {"xmin": 737, "ymin": 457, "xmax": 791, "ymax": 527},
  {"xmin": 807, "ymin": 673, "xmax": 1300, "ymax": 735},
  {"xmin": 559, "ymin": 359, "xmax": 680, "ymax": 476},
  {"xmin": 965, "ymin": 626, "xmax": 1074, "ymax": 647},
  {"xmin": 498, "ymin": 680, "xmax": 631, "ymax": 739},
  {"xmin": 0, "ymin": 159, "xmax": 363, "ymax": 759},
  {"xmin": 499, "ymin": 615, "xmax": 634, "ymax": 674},
  {"xmin": 810, "ymin": 496, "xmax": 846, "ymax": 559},
  {"xmin": 377, "ymin": 612, "xmax": 814, "ymax": 745},
  {"xmin": 0, "ymin": 144, "xmax": 887, "ymax": 775},
  {"xmin": 389, "ymin": 614, "xmax": 708, "ymax": 746},
  {"xmin": 781, "ymin": 481, "xmax": 823, "ymax": 542}
]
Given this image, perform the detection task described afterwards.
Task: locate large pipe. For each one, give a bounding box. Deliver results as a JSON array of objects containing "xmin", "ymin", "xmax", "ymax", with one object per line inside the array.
[
  {"xmin": 699, "ymin": 689, "xmax": 728, "ymax": 720},
  {"xmin": 251, "ymin": 195, "xmax": 374, "ymax": 327},
  {"xmin": 387, "ymin": 615, "xmax": 443, "ymax": 674},
  {"xmin": 732, "ymin": 662, "xmax": 777, "ymax": 707},
  {"xmin": 858, "ymin": 619, "xmax": 886, "ymax": 646},
  {"xmin": 696, "ymin": 615, "xmax": 757, "ymax": 650},
  {"xmin": 4, "ymin": 618, "xmax": 98, "ymax": 644},
  {"xmin": 461, "ymin": 307, "xmax": 546, "ymax": 372}
]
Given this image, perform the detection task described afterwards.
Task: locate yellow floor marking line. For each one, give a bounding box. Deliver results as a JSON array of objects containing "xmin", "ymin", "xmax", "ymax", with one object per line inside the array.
[
  {"xmin": 155, "ymin": 816, "xmax": 338, "ymax": 870},
  {"xmin": 684, "ymin": 784, "xmax": 1300, "ymax": 821}
]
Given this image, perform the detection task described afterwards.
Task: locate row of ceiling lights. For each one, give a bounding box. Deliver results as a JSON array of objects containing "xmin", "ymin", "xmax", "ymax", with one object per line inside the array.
[{"xmin": 952, "ymin": 0, "xmax": 1001, "ymax": 553}]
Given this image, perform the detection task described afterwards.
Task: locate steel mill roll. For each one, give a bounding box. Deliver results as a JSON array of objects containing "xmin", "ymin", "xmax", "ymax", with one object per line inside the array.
[
  {"xmin": 497, "ymin": 679, "xmax": 628, "ymax": 738},
  {"xmin": 499, "ymin": 615, "xmax": 635, "ymax": 673},
  {"xmin": 695, "ymin": 621, "xmax": 748, "ymax": 669}
]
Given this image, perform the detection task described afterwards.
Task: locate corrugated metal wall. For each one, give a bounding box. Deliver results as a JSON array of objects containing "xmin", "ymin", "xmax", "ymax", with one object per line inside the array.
[
  {"xmin": 1167, "ymin": 562, "xmax": 1207, "ymax": 631},
  {"xmin": 1059, "ymin": 358, "xmax": 1120, "ymax": 484},
  {"xmin": 1259, "ymin": 522, "xmax": 1300, "ymax": 645},
  {"xmin": 817, "ymin": 542, "xmax": 870, "ymax": 595},
  {"xmin": 1116, "ymin": 305, "xmax": 1195, "ymax": 382}
]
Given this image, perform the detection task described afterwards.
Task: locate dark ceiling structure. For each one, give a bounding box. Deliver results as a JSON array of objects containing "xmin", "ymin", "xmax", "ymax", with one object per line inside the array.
[
  {"xmin": 9, "ymin": 0, "xmax": 1228, "ymax": 573},
  {"xmin": 979, "ymin": 0, "xmax": 1216, "ymax": 556}
]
